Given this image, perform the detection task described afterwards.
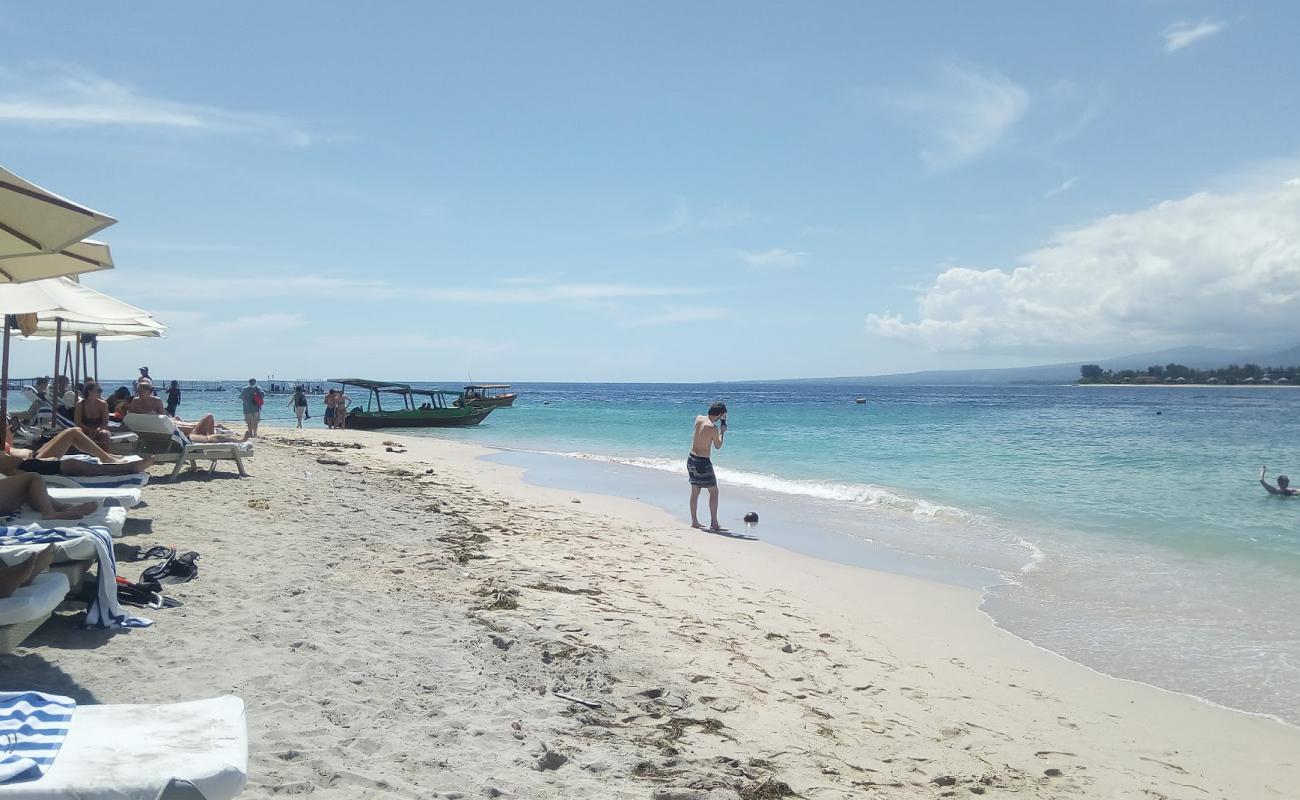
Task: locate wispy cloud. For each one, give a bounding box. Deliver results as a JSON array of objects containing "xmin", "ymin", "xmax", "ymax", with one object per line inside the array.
[
  {"xmin": 621, "ymin": 306, "xmax": 731, "ymax": 328},
  {"xmin": 1043, "ymin": 177, "xmax": 1078, "ymax": 198},
  {"xmin": 95, "ymin": 269, "xmax": 702, "ymax": 308},
  {"xmin": 0, "ymin": 62, "xmax": 313, "ymax": 146},
  {"xmin": 1162, "ymin": 19, "xmax": 1227, "ymax": 53},
  {"xmin": 732, "ymin": 248, "xmax": 808, "ymax": 269},
  {"xmin": 419, "ymin": 282, "xmax": 702, "ymax": 304},
  {"xmin": 200, "ymin": 312, "xmax": 307, "ymax": 338},
  {"xmin": 654, "ymin": 197, "xmax": 752, "ymax": 235},
  {"xmin": 334, "ymin": 334, "xmax": 515, "ymax": 356},
  {"xmin": 881, "ymin": 61, "xmax": 1029, "ymax": 170}
]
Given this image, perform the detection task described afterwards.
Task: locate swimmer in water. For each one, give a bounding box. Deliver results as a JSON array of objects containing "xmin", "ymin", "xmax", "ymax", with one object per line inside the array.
[{"xmin": 1259, "ymin": 466, "xmax": 1298, "ymax": 497}]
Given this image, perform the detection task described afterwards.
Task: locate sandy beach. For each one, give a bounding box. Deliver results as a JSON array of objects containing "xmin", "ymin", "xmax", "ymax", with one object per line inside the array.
[{"xmin": 5, "ymin": 425, "xmax": 1299, "ymax": 799}]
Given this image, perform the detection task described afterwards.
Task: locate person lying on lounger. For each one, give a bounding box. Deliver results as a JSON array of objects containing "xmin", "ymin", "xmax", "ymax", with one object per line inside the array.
[
  {"xmin": 0, "ymin": 472, "xmax": 98, "ymax": 520},
  {"xmin": 0, "ymin": 450, "xmax": 154, "ymax": 479},
  {"xmin": 5, "ymin": 426, "xmax": 131, "ymax": 464}
]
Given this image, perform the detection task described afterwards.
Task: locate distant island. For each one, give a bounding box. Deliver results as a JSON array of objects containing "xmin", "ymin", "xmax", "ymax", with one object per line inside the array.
[{"xmin": 1076, "ymin": 363, "xmax": 1298, "ymax": 386}]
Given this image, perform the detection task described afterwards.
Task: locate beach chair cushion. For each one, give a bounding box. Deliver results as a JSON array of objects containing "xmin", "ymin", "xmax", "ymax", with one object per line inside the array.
[
  {"xmin": 0, "ymin": 572, "xmax": 68, "ymax": 627},
  {"xmin": 0, "ymin": 535, "xmax": 96, "ymax": 566},
  {"xmin": 0, "ymin": 696, "xmax": 248, "ymax": 800},
  {"xmin": 0, "ymin": 508, "xmax": 126, "ymax": 539}
]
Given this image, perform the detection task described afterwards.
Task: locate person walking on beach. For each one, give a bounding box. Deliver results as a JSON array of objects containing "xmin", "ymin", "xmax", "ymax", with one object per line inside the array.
[
  {"xmin": 688, "ymin": 401, "xmax": 728, "ymax": 532},
  {"xmin": 240, "ymin": 378, "xmax": 265, "ymax": 438},
  {"xmin": 289, "ymin": 385, "xmax": 309, "ymax": 428},
  {"xmin": 1260, "ymin": 466, "xmax": 1298, "ymax": 497},
  {"xmin": 165, "ymin": 380, "xmax": 181, "ymax": 417},
  {"xmin": 134, "ymin": 366, "xmax": 151, "ymax": 390}
]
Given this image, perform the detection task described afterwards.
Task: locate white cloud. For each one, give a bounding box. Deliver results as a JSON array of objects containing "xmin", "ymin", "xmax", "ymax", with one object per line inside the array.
[
  {"xmin": 733, "ymin": 248, "xmax": 808, "ymax": 269},
  {"xmin": 0, "ymin": 63, "xmax": 312, "ymax": 145},
  {"xmin": 621, "ymin": 306, "xmax": 731, "ymax": 328},
  {"xmin": 1043, "ymin": 177, "xmax": 1078, "ymax": 198},
  {"xmin": 1162, "ymin": 19, "xmax": 1227, "ymax": 53},
  {"xmin": 866, "ymin": 180, "xmax": 1300, "ymax": 352},
  {"xmin": 884, "ymin": 62, "xmax": 1029, "ymax": 170},
  {"xmin": 334, "ymin": 334, "xmax": 515, "ymax": 356}
]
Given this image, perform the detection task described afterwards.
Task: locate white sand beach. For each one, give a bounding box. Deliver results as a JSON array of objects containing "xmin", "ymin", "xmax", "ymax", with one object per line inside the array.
[{"xmin": 7, "ymin": 426, "xmax": 1299, "ymax": 799}]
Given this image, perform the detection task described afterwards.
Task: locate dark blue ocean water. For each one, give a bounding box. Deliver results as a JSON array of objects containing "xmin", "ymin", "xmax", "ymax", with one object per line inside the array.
[{"xmin": 121, "ymin": 380, "xmax": 1300, "ymax": 723}]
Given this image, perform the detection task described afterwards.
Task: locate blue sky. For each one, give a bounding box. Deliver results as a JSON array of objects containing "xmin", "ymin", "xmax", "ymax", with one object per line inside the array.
[{"xmin": 2, "ymin": 2, "xmax": 1298, "ymax": 381}]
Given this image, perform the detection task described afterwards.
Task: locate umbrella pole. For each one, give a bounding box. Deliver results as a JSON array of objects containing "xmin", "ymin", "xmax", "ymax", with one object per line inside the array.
[
  {"xmin": 53, "ymin": 318, "xmax": 62, "ymax": 391},
  {"xmin": 92, "ymin": 339, "xmax": 99, "ymax": 383},
  {"xmin": 73, "ymin": 334, "xmax": 80, "ymax": 388},
  {"xmin": 1, "ymin": 316, "xmax": 10, "ymax": 429}
]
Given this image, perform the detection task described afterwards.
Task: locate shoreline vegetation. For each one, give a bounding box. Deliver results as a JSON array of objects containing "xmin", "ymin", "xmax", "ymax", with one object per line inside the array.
[
  {"xmin": 13, "ymin": 424, "xmax": 1298, "ymax": 798},
  {"xmin": 1075, "ymin": 362, "xmax": 1300, "ymax": 386}
]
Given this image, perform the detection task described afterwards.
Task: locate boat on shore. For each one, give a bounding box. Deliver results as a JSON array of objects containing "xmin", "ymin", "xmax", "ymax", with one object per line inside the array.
[
  {"xmin": 330, "ymin": 378, "xmax": 494, "ymax": 429},
  {"xmin": 456, "ymin": 383, "xmax": 519, "ymax": 409}
]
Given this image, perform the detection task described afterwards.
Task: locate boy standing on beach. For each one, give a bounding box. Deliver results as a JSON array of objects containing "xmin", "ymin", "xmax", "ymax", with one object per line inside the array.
[{"xmin": 688, "ymin": 402, "xmax": 727, "ymax": 532}]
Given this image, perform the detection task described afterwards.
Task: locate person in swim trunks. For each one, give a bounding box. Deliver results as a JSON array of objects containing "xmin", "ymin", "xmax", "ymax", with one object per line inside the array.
[
  {"xmin": 1260, "ymin": 466, "xmax": 1299, "ymax": 497},
  {"xmin": 688, "ymin": 401, "xmax": 728, "ymax": 532}
]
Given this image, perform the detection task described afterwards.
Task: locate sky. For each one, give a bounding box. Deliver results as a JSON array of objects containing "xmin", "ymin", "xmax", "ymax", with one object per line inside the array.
[{"xmin": 2, "ymin": 2, "xmax": 1298, "ymax": 382}]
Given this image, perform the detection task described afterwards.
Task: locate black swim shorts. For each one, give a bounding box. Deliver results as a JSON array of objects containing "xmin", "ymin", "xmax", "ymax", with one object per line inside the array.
[
  {"xmin": 687, "ymin": 453, "xmax": 716, "ymax": 488},
  {"xmin": 19, "ymin": 459, "xmax": 62, "ymax": 476}
]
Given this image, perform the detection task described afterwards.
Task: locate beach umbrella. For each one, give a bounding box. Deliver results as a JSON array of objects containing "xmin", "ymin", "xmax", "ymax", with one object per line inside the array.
[
  {"xmin": 0, "ymin": 165, "xmax": 116, "ymax": 261},
  {"xmin": 0, "ymin": 239, "xmax": 114, "ymax": 284},
  {"xmin": 0, "ymin": 277, "xmax": 152, "ymax": 417}
]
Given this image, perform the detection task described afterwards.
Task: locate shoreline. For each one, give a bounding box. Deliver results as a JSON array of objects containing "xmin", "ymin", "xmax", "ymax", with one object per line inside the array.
[{"xmin": 8, "ymin": 423, "xmax": 1298, "ymax": 797}]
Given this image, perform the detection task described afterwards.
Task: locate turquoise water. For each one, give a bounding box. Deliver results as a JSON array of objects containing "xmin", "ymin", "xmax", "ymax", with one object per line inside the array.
[{"xmin": 91, "ymin": 380, "xmax": 1300, "ymax": 723}]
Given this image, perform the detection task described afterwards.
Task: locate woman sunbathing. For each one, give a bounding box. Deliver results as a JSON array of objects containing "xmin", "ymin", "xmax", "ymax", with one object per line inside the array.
[
  {"xmin": 6, "ymin": 426, "xmax": 130, "ymax": 464},
  {"xmin": 0, "ymin": 450, "xmax": 154, "ymax": 479},
  {"xmin": 0, "ymin": 472, "xmax": 98, "ymax": 520}
]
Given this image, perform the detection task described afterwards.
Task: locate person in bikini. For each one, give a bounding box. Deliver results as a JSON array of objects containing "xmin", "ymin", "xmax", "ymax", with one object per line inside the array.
[
  {"xmin": 688, "ymin": 401, "xmax": 728, "ymax": 532},
  {"xmin": 74, "ymin": 381, "xmax": 113, "ymax": 450}
]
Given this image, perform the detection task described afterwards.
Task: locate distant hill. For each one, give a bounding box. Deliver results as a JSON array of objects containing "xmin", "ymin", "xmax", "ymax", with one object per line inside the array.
[{"xmin": 765, "ymin": 343, "xmax": 1300, "ymax": 385}]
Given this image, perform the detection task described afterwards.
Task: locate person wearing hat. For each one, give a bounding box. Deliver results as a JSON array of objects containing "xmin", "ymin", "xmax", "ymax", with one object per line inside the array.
[
  {"xmin": 240, "ymin": 378, "xmax": 265, "ymax": 438},
  {"xmin": 134, "ymin": 366, "xmax": 151, "ymax": 390},
  {"xmin": 1260, "ymin": 466, "xmax": 1298, "ymax": 497}
]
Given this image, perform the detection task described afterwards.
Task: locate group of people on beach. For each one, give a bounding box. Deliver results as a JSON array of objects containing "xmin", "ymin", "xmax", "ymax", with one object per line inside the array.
[{"xmin": 285, "ymin": 387, "xmax": 350, "ymax": 430}]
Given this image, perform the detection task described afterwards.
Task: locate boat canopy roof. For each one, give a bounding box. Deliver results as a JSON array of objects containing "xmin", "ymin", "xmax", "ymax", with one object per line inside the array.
[
  {"xmin": 409, "ymin": 388, "xmax": 463, "ymax": 398},
  {"xmin": 328, "ymin": 378, "xmax": 412, "ymax": 393},
  {"xmin": 465, "ymin": 384, "xmax": 512, "ymax": 390}
]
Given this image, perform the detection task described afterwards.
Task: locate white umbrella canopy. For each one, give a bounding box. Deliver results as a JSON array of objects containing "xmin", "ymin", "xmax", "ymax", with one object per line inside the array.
[
  {"xmin": 0, "ymin": 165, "xmax": 116, "ymax": 261},
  {"xmin": 0, "ymin": 275, "xmax": 145, "ymax": 319},
  {"xmin": 0, "ymin": 239, "xmax": 114, "ymax": 284},
  {"xmin": 22, "ymin": 316, "xmax": 165, "ymax": 339}
]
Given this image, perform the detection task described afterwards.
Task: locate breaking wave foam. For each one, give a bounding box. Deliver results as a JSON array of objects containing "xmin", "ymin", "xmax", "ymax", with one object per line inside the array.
[{"xmin": 541, "ymin": 450, "xmax": 975, "ymax": 522}]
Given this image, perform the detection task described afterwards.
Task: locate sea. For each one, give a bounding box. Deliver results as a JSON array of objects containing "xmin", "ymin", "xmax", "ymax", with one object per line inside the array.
[{"xmin": 101, "ymin": 380, "xmax": 1300, "ymax": 726}]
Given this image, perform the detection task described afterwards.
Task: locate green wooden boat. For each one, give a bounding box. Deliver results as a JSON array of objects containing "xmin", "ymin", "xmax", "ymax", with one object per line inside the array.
[{"xmin": 329, "ymin": 379, "xmax": 494, "ymax": 429}]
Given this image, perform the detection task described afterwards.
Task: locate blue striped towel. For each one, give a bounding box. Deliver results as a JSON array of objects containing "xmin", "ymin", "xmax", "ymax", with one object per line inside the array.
[
  {"xmin": 0, "ymin": 525, "xmax": 152, "ymax": 629},
  {"xmin": 0, "ymin": 691, "xmax": 75, "ymax": 782}
]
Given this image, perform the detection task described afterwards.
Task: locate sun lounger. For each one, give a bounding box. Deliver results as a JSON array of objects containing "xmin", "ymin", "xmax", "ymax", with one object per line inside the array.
[
  {"xmin": 0, "ymin": 572, "xmax": 69, "ymax": 654},
  {"xmin": 0, "ymin": 695, "xmax": 248, "ymax": 799},
  {"xmin": 0, "ymin": 507, "xmax": 126, "ymax": 539},
  {"xmin": 122, "ymin": 414, "xmax": 251, "ymax": 480},
  {"xmin": 0, "ymin": 475, "xmax": 142, "ymax": 509},
  {"xmin": 53, "ymin": 456, "xmax": 150, "ymax": 490},
  {"xmin": 0, "ymin": 535, "xmax": 95, "ymax": 599}
]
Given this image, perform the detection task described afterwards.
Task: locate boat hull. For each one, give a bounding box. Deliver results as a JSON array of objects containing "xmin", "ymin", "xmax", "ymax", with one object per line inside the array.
[
  {"xmin": 463, "ymin": 394, "xmax": 517, "ymax": 409},
  {"xmin": 345, "ymin": 408, "xmax": 494, "ymax": 429}
]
